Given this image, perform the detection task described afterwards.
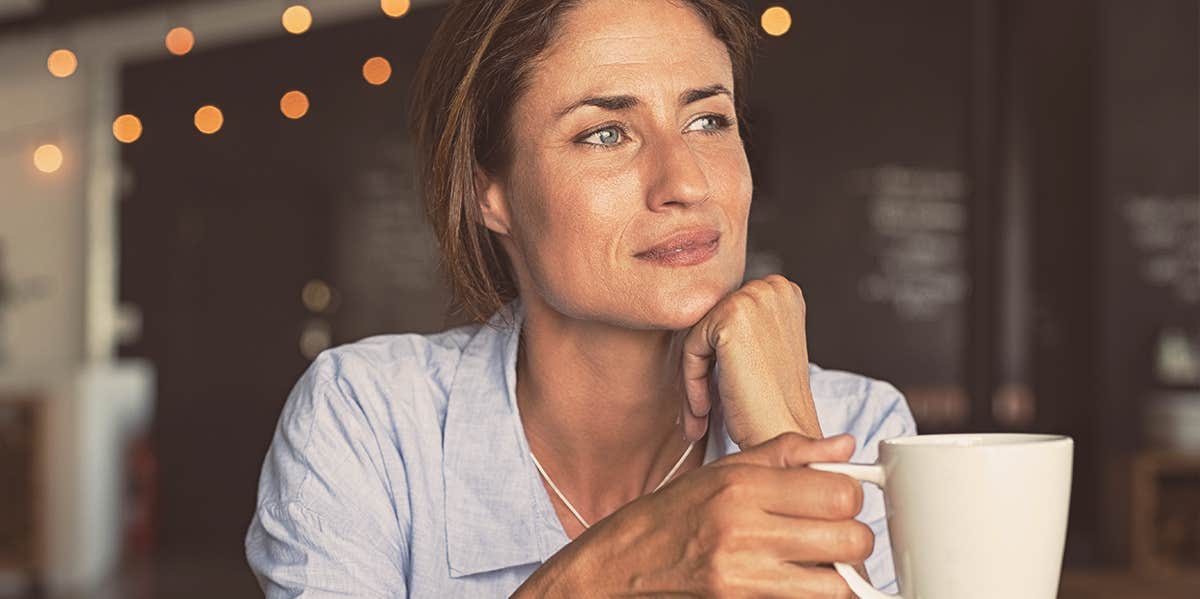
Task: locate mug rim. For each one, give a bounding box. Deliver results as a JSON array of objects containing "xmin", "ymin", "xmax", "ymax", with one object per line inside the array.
[{"xmin": 881, "ymin": 433, "xmax": 1072, "ymax": 448}]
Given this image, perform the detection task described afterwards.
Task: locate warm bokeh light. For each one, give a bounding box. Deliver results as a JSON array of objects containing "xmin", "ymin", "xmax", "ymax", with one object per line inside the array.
[
  {"xmin": 761, "ymin": 6, "xmax": 792, "ymax": 37},
  {"xmin": 165, "ymin": 27, "xmax": 196, "ymax": 56},
  {"xmin": 112, "ymin": 114, "xmax": 143, "ymax": 143},
  {"xmin": 282, "ymin": 5, "xmax": 313, "ymax": 35},
  {"xmin": 33, "ymin": 144, "xmax": 63, "ymax": 173},
  {"xmin": 362, "ymin": 56, "xmax": 392, "ymax": 86},
  {"xmin": 47, "ymin": 49, "xmax": 78, "ymax": 78},
  {"xmin": 299, "ymin": 322, "xmax": 332, "ymax": 359},
  {"xmin": 280, "ymin": 90, "xmax": 310, "ymax": 120},
  {"xmin": 194, "ymin": 105, "xmax": 224, "ymax": 134},
  {"xmin": 301, "ymin": 280, "xmax": 332, "ymax": 312},
  {"xmin": 380, "ymin": 0, "xmax": 411, "ymax": 18}
]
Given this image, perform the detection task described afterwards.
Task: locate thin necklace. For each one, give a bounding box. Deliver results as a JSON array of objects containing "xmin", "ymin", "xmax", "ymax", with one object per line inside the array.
[{"xmin": 530, "ymin": 438, "xmax": 697, "ymax": 530}]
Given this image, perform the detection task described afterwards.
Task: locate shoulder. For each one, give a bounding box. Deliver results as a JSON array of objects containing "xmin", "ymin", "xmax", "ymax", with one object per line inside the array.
[
  {"xmin": 310, "ymin": 323, "xmax": 479, "ymax": 387},
  {"xmin": 273, "ymin": 322, "xmax": 487, "ymax": 470},
  {"xmin": 291, "ymin": 322, "xmax": 482, "ymax": 416},
  {"xmin": 256, "ymin": 323, "xmax": 484, "ymax": 508},
  {"xmin": 808, "ymin": 364, "xmax": 917, "ymax": 461}
]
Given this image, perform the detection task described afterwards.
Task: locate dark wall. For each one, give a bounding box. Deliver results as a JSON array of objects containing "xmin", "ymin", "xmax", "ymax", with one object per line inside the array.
[
  {"xmin": 1095, "ymin": 0, "xmax": 1199, "ymax": 563},
  {"xmin": 118, "ymin": 6, "xmax": 450, "ymax": 594}
]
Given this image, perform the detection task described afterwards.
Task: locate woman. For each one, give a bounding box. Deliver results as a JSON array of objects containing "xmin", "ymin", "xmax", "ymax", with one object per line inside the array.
[{"xmin": 246, "ymin": 0, "xmax": 916, "ymax": 597}]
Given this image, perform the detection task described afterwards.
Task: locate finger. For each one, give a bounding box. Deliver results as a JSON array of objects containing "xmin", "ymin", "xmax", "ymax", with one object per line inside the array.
[
  {"xmin": 680, "ymin": 397, "xmax": 708, "ymax": 444},
  {"xmin": 680, "ymin": 317, "xmax": 718, "ymax": 441},
  {"xmin": 722, "ymin": 431, "xmax": 856, "ymax": 468},
  {"xmin": 727, "ymin": 463, "xmax": 867, "ymax": 520},
  {"xmin": 749, "ymin": 512, "xmax": 875, "ymax": 564},
  {"xmin": 752, "ymin": 563, "xmax": 855, "ymax": 599}
]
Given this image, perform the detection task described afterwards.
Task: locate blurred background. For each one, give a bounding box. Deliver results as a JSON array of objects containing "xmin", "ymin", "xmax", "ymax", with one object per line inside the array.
[{"xmin": 0, "ymin": 0, "xmax": 1198, "ymax": 597}]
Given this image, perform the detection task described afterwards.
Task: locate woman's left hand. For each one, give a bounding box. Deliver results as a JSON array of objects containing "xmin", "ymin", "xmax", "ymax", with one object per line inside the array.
[{"xmin": 681, "ymin": 274, "xmax": 823, "ymax": 448}]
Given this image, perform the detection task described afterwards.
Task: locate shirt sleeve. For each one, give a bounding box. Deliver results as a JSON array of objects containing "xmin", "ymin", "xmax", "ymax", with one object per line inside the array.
[
  {"xmin": 245, "ymin": 353, "xmax": 410, "ymax": 598},
  {"xmin": 849, "ymin": 379, "xmax": 918, "ymax": 594}
]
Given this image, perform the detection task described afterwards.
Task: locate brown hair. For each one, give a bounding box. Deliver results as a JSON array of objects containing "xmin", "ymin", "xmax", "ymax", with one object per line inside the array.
[{"xmin": 409, "ymin": 0, "xmax": 759, "ymax": 325}]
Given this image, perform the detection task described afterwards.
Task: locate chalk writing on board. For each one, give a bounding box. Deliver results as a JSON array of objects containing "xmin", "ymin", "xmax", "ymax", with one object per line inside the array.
[
  {"xmin": 1124, "ymin": 195, "xmax": 1200, "ymax": 305},
  {"xmin": 852, "ymin": 165, "xmax": 968, "ymax": 321},
  {"xmin": 334, "ymin": 140, "xmax": 449, "ymax": 334}
]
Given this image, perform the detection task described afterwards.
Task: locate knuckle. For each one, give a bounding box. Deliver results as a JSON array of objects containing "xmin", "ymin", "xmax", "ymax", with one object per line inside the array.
[
  {"xmin": 715, "ymin": 463, "xmax": 749, "ymax": 486},
  {"xmin": 733, "ymin": 290, "xmax": 755, "ymax": 308},
  {"xmin": 776, "ymin": 430, "xmax": 809, "ymax": 449},
  {"xmin": 764, "ymin": 273, "xmax": 789, "ymax": 286},
  {"xmin": 712, "ymin": 468, "xmax": 752, "ymax": 503},
  {"xmin": 771, "ymin": 431, "xmax": 812, "ymax": 464},
  {"xmin": 725, "ymin": 296, "xmax": 758, "ymax": 324},
  {"xmin": 702, "ymin": 470, "xmax": 737, "ymax": 511},
  {"xmin": 743, "ymin": 279, "xmax": 775, "ymax": 301}
]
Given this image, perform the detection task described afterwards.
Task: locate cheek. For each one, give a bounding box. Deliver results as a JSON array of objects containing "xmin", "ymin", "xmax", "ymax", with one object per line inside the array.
[
  {"xmin": 513, "ymin": 163, "xmax": 635, "ymax": 285},
  {"xmin": 705, "ymin": 144, "xmax": 753, "ymax": 226}
]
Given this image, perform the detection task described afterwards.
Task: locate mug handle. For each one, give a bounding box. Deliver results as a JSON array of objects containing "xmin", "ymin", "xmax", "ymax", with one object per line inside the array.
[{"xmin": 806, "ymin": 463, "xmax": 898, "ymax": 599}]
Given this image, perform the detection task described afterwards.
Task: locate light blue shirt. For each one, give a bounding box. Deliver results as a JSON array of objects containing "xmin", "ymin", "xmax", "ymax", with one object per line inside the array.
[{"xmin": 245, "ymin": 298, "xmax": 917, "ymax": 597}]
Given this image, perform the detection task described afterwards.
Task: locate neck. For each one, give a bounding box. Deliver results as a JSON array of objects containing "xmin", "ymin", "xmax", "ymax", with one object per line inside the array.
[{"xmin": 515, "ymin": 293, "xmax": 706, "ymax": 521}]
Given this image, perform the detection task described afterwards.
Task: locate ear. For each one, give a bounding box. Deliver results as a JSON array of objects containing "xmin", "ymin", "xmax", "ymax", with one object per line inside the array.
[{"xmin": 474, "ymin": 163, "xmax": 512, "ymax": 236}]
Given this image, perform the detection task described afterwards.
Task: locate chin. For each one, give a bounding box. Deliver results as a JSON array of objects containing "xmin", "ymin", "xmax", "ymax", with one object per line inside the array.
[{"xmin": 638, "ymin": 277, "xmax": 736, "ymax": 330}]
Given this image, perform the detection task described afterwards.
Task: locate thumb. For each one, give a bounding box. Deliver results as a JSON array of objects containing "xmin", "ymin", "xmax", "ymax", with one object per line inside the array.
[{"xmin": 723, "ymin": 432, "xmax": 857, "ymax": 469}]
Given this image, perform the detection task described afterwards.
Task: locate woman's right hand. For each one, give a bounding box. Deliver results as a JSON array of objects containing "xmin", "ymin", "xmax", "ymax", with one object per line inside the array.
[{"xmin": 513, "ymin": 432, "xmax": 873, "ymax": 599}]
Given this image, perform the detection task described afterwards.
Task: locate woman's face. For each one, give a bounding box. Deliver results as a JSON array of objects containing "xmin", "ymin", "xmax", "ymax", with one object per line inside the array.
[{"xmin": 480, "ymin": 0, "xmax": 752, "ymax": 330}]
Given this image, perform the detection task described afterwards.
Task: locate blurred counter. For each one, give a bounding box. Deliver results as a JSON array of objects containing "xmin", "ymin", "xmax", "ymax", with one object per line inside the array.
[
  {"xmin": 1060, "ymin": 569, "xmax": 1200, "ymax": 598},
  {"xmin": 0, "ymin": 359, "xmax": 154, "ymax": 596}
]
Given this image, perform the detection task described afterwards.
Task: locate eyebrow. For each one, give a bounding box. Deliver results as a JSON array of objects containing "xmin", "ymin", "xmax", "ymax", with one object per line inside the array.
[{"xmin": 554, "ymin": 83, "xmax": 733, "ymax": 119}]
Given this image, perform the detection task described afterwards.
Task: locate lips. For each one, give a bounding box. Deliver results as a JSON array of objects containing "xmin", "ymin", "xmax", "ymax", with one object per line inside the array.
[{"xmin": 634, "ymin": 228, "xmax": 721, "ymax": 262}]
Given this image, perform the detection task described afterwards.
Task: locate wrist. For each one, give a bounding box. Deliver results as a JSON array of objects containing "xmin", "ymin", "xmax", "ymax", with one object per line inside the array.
[
  {"xmin": 742, "ymin": 401, "xmax": 822, "ymax": 448},
  {"xmin": 512, "ymin": 550, "xmax": 589, "ymax": 599},
  {"xmin": 513, "ymin": 524, "xmax": 614, "ymax": 598},
  {"xmin": 784, "ymin": 388, "xmax": 823, "ymax": 439}
]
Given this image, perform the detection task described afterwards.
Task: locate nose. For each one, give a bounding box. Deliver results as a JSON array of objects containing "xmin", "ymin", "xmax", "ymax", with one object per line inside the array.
[{"xmin": 645, "ymin": 134, "xmax": 711, "ymax": 211}]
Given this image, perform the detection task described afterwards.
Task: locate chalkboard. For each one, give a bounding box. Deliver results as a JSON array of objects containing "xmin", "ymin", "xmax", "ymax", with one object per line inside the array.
[{"xmin": 745, "ymin": 0, "xmax": 972, "ymax": 426}]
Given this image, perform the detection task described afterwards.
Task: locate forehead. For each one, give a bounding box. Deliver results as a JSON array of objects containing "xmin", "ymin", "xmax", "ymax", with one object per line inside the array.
[{"xmin": 528, "ymin": 0, "xmax": 734, "ymax": 103}]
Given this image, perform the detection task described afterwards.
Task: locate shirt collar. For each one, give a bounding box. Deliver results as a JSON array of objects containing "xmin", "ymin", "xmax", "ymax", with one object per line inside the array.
[{"xmin": 443, "ymin": 297, "xmax": 548, "ymax": 577}]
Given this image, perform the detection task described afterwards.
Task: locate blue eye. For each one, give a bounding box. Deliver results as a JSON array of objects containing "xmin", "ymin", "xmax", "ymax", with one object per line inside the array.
[
  {"xmin": 688, "ymin": 114, "xmax": 733, "ymax": 134},
  {"xmin": 575, "ymin": 114, "xmax": 733, "ymax": 151},
  {"xmin": 580, "ymin": 126, "xmax": 624, "ymax": 147}
]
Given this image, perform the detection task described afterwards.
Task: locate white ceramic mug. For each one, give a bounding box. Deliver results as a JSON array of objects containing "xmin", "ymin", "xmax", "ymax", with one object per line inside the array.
[{"xmin": 810, "ymin": 433, "xmax": 1073, "ymax": 599}]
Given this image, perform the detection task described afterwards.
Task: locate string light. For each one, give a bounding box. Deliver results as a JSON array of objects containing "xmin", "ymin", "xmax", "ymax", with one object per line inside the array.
[
  {"xmin": 301, "ymin": 280, "xmax": 332, "ymax": 312},
  {"xmin": 280, "ymin": 90, "xmax": 310, "ymax": 119},
  {"xmin": 34, "ymin": 144, "xmax": 63, "ymax": 173},
  {"xmin": 112, "ymin": 114, "xmax": 143, "ymax": 143},
  {"xmin": 761, "ymin": 6, "xmax": 792, "ymax": 37},
  {"xmin": 194, "ymin": 105, "xmax": 224, "ymax": 134},
  {"xmin": 362, "ymin": 56, "xmax": 392, "ymax": 85},
  {"xmin": 381, "ymin": 0, "xmax": 411, "ymax": 18},
  {"xmin": 165, "ymin": 27, "xmax": 196, "ymax": 56},
  {"xmin": 282, "ymin": 5, "xmax": 313, "ymax": 35},
  {"xmin": 47, "ymin": 49, "xmax": 78, "ymax": 78}
]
